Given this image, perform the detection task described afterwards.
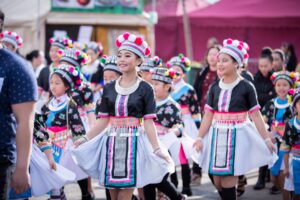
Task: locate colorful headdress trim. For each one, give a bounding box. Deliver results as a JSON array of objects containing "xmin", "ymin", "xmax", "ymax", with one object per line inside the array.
[
  {"xmin": 140, "ymin": 56, "xmax": 163, "ymax": 72},
  {"xmin": 101, "ymin": 55, "xmax": 122, "ymax": 75},
  {"xmin": 116, "ymin": 32, "xmax": 151, "ymax": 59},
  {"xmin": 49, "ymin": 36, "xmax": 73, "ymax": 49},
  {"xmin": 220, "ymin": 39, "xmax": 249, "ymax": 67},
  {"xmin": 59, "ymin": 48, "xmax": 89, "ymax": 67},
  {"xmin": 0, "ymin": 31, "xmax": 23, "ymax": 48},
  {"xmin": 166, "ymin": 53, "xmax": 191, "ymax": 73},
  {"xmin": 150, "ymin": 67, "xmax": 180, "ymax": 84},
  {"xmin": 270, "ymin": 71, "xmax": 299, "ymax": 87},
  {"xmin": 52, "ymin": 64, "xmax": 82, "ymax": 89}
]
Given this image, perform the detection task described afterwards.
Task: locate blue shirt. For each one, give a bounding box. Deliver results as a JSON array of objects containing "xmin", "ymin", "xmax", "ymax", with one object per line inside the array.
[{"xmin": 0, "ymin": 49, "xmax": 38, "ymax": 164}]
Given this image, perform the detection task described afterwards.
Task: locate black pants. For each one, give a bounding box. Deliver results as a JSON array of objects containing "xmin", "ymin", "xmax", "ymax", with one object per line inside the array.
[
  {"xmin": 143, "ymin": 174, "xmax": 182, "ymax": 200},
  {"xmin": 0, "ymin": 162, "xmax": 14, "ymax": 200}
]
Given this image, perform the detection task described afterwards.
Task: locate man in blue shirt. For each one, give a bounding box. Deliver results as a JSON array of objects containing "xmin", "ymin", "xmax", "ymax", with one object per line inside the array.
[{"xmin": 0, "ymin": 10, "xmax": 37, "ymax": 199}]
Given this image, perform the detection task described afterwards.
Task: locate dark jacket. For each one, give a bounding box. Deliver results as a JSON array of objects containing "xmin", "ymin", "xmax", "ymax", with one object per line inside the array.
[
  {"xmin": 254, "ymin": 71, "xmax": 275, "ymax": 108},
  {"xmin": 193, "ymin": 66, "xmax": 218, "ymax": 102}
]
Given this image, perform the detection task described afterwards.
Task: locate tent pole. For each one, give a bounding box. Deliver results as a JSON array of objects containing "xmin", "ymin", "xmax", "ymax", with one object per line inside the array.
[{"xmin": 181, "ymin": 0, "xmax": 193, "ymax": 60}]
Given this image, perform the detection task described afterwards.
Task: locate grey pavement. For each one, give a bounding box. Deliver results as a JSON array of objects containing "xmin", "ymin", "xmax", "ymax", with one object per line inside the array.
[{"xmin": 32, "ymin": 169, "xmax": 282, "ymax": 200}]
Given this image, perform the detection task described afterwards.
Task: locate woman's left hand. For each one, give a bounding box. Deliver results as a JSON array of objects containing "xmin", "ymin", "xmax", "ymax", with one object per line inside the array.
[{"xmin": 154, "ymin": 148, "xmax": 172, "ymax": 163}]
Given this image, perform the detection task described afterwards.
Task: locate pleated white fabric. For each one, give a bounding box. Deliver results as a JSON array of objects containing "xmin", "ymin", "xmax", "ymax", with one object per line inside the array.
[
  {"xmin": 199, "ymin": 120, "xmax": 274, "ymax": 176},
  {"xmin": 71, "ymin": 132, "xmax": 175, "ymax": 188},
  {"xmin": 30, "ymin": 145, "xmax": 76, "ymax": 196}
]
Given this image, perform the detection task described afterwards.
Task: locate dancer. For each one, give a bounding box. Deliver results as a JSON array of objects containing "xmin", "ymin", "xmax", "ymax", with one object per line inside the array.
[
  {"xmin": 281, "ymin": 87, "xmax": 300, "ymax": 200},
  {"xmin": 194, "ymin": 39, "xmax": 276, "ymax": 200},
  {"xmin": 142, "ymin": 67, "xmax": 187, "ymax": 200},
  {"xmin": 34, "ymin": 64, "xmax": 91, "ymax": 200},
  {"xmin": 263, "ymin": 71, "xmax": 297, "ymax": 198},
  {"xmin": 168, "ymin": 53, "xmax": 201, "ymax": 196},
  {"xmin": 73, "ymin": 32, "xmax": 173, "ymax": 200}
]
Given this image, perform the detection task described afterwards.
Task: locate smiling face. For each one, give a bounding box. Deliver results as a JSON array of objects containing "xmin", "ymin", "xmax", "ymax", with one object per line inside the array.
[
  {"xmin": 275, "ymin": 78, "xmax": 291, "ymax": 99},
  {"xmin": 50, "ymin": 73, "xmax": 69, "ymax": 97},
  {"xmin": 217, "ymin": 53, "xmax": 238, "ymax": 78},
  {"xmin": 117, "ymin": 50, "xmax": 142, "ymax": 74}
]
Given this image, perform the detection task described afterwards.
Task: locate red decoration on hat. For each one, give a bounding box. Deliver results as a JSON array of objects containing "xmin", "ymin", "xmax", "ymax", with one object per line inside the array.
[
  {"xmin": 135, "ymin": 37, "xmax": 143, "ymax": 45},
  {"xmin": 0, "ymin": 33, "xmax": 3, "ymax": 38},
  {"xmin": 8, "ymin": 32, "xmax": 12, "ymax": 35},
  {"xmin": 15, "ymin": 35, "xmax": 19, "ymax": 40},
  {"xmin": 237, "ymin": 45, "xmax": 243, "ymax": 50},
  {"xmin": 75, "ymin": 50, "xmax": 81, "ymax": 57},
  {"xmin": 244, "ymin": 54, "xmax": 249, "ymax": 59},
  {"xmin": 145, "ymin": 47, "xmax": 151, "ymax": 56},
  {"xmin": 123, "ymin": 32, "xmax": 130, "ymax": 40},
  {"xmin": 166, "ymin": 63, "xmax": 171, "ymax": 68},
  {"xmin": 116, "ymin": 40, "xmax": 121, "ymax": 48},
  {"xmin": 227, "ymin": 39, "xmax": 233, "ymax": 44}
]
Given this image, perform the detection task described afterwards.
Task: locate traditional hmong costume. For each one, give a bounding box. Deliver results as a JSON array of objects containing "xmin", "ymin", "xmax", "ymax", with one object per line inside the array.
[
  {"xmin": 168, "ymin": 54, "xmax": 200, "ymax": 140},
  {"xmin": 34, "ymin": 65, "xmax": 88, "ymax": 182},
  {"xmin": 72, "ymin": 32, "xmax": 174, "ymax": 189},
  {"xmin": 281, "ymin": 87, "xmax": 300, "ymax": 194},
  {"xmin": 199, "ymin": 77, "xmax": 273, "ymax": 175},
  {"xmin": 59, "ymin": 48, "xmax": 95, "ymax": 131},
  {"xmin": 264, "ymin": 71, "xmax": 297, "ymax": 176},
  {"xmin": 199, "ymin": 39, "xmax": 273, "ymax": 176}
]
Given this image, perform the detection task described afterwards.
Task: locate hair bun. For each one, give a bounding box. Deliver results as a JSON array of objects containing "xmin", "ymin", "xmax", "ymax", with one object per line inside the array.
[{"xmin": 261, "ymin": 47, "xmax": 273, "ymax": 57}]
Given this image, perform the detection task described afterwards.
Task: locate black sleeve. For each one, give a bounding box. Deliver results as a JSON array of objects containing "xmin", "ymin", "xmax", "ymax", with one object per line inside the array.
[
  {"xmin": 188, "ymin": 88, "xmax": 201, "ymax": 115},
  {"xmin": 68, "ymin": 103, "xmax": 86, "ymax": 140},
  {"xmin": 143, "ymin": 83, "xmax": 156, "ymax": 119},
  {"xmin": 204, "ymin": 83, "xmax": 215, "ymax": 112},
  {"xmin": 97, "ymin": 83, "xmax": 110, "ymax": 117},
  {"xmin": 33, "ymin": 110, "xmax": 51, "ymax": 151},
  {"xmin": 246, "ymin": 82, "xmax": 260, "ymax": 112}
]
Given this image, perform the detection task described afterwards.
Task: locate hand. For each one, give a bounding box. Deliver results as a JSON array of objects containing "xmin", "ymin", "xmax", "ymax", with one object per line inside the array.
[
  {"xmin": 11, "ymin": 167, "xmax": 30, "ymax": 194},
  {"xmin": 44, "ymin": 149, "xmax": 57, "ymax": 170},
  {"xmin": 283, "ymin": 168, "xmax": 290, "ymax": 178},
  {"xmin": 73, "ymin": 137, "xmax": 88, "ymax": 148},
  {"xmin": 154, "ymin": 148, "xmax": 172, "ymax": 163},
  {"xmin": 193, "ymin": 137, "xmax": 203, "ymax": 152},
  {"xmin": 48, "ymin": 156, "xmax": 57, "ymax": 171}
]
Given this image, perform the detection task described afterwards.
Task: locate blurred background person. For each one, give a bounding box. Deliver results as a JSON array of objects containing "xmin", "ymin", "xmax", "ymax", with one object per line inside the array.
[
  {"xmin": 281, "ymin": 42, "xmax": 298, "ymax": 72},
  {"xmin": 26, "ymin": 50, "xmax": 45, "ymax": 78}
]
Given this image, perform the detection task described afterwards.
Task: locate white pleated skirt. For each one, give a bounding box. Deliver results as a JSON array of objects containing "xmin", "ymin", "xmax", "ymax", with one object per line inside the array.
[
  {"xmin": 198, "ymin": 120, "xmax": 274, "ymax": 176},
  {"xmin": 71, "ymin": 131, "xmax": 175, "ymax": 189},
  {"xmin": 30, "ymin": 145, "xmax": 76, "ymax": 196}
]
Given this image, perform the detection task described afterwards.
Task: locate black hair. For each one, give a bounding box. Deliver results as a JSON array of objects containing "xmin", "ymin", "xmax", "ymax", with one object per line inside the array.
[
  {"xmin": 273, "ymin": 49, "xmax": 285, "ymax": 62},
  {"xmin": 0, "ymin": 9, "xmax": 4, "ymax": 21},
  {"xmin": 26, "ymin": 50, "xmax": 40, "ymax": 62},
  {"xmin": 260, "ymin": 47, "xmax": 273, "ymax": 63},
  {"xmin": 51, "ymin": 72, "xmax": 71, "ymax": 93}
]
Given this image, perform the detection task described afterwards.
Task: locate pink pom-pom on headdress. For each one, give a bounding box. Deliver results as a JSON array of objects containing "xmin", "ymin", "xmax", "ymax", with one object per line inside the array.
[{"xmin": 123, "ymin": 32, "xmax": 130, "ymax": 40}]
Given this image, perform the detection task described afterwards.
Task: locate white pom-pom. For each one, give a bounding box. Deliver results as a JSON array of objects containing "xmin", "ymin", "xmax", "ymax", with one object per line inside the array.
[
  {"xmin": 73, "ymin": 70, "xmax": 78, "ymax": 76},
  {"xmin": 142, "ymin": 41, "xmax": 148, "ymax": 48},
  {"xmin": 243, "ymin": 42, "xmax": 249, "ymax": 51},
  {"xmin": 232, "ymin": 40, "xmax": 239, "ymax": 46},
  {"xmin": 118, "ymin": 35, "xmax": 125, "ymax": 43},
  {"xmin": 128, "ymin": 34, "xmax": 136, "ymax": 42}
]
